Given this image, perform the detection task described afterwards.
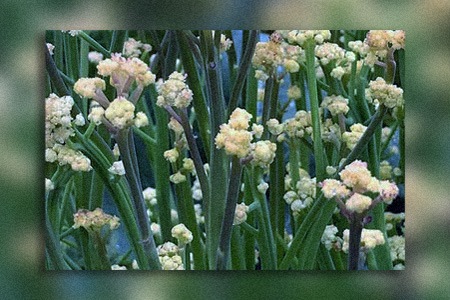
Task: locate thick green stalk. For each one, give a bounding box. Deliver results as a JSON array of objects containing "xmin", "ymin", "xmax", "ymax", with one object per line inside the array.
[
  {"xmin": 251, "ymin": 168, "xmax": 277, "ymax": 269},
  {"xmin": 243, "ymin": 171, "xmax": 256, "ymax": 270},
  {"xmin": 217, "ymin": 156, "xmax": 243, "ymax": 270},
  {"xmin": 202, "ymin": 30, "xmax": 228, "ymax": 269},
  {"xmin": 77, "ymin": 31, "xmax": 110, "ymax": 58},
  {"xmin": 73, "ymin": 130, "xmax": 153, "ymax": 269},
  {"xmin": 174, "ymin": 179, "xmax": 206, "ymax": 270},
  {"xmin": 153, "ymin": 100, "xmax": 174, "ymax": 242},
  {"xmin": 261, "ymin": 76, "xmax": 274, "ymax": 135},
  {"xmin": 348, "ymin": 215, "xmax": 364, "ymax": 270},
  {"xmin": 116, "ymin": 128, "xmax": 160, "ymax": 268},
  {"xmin": 230, "ymin": 226, "xmax": 245, "ymax": 270},
  {"xmin": 304, "ymin": 39, "xmax": 325, "ymax": 181},
  {"xmin": 227, "ymin": 30, "xmax": 258, "ymax": 113},
  {"xmin": 176, "ymin": 30, "xmax": 211, "ymax": 159}
]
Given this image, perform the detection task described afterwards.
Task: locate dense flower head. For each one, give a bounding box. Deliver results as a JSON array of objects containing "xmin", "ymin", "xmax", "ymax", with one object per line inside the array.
[
  {"xmin": 45, "ymin": 94, "xmax": 75, "ymax": 148},
  {"xmin": 342, "ymin": 228, "xmax": 385, "ymax": 253},
  {"xmin": 97, "ymin": 53, "xmax": 155, "ymax": 91},
  {"xmin": 215, "ymin": 108, "xmax": 254, "ymax": 158},
  {"xmin": 73, "ymin": 207, "xmax": 120, "ymax": 231},
  {"xmin": 283, "ymin": 110, "xmax": 312, "ymax": 138},
  {"xmin": 388, "ymin": 235, "xmax": 405, "ymax": 263},
  {"xmin": 252, "ymin": 40, "xmax": 284, "ymax": 72},
  {"xmin": 159, "ymin": 254, "xmax": 184, "ymax": 270},
  {"xmin": 266, "ymin": 118, "xmax": 284, "ymax": 135},
  {"xmin": 282, "ymin": 30, "xmax": 331, "ymax": 46},
  {"xmin": 88, "ymin": 102, "xmax": 105, "ymax": 125},
  {"xmin": 104, "ymin": 96, "xmax": 136, "ymax": 129},
  {"xmin": 171, "ymin": 223, "xmax": 193, "ymax": 245},
  {"xmin": 366, "ymin": 30, "xmax": 405, "ymax": 51},
  {"xmin": 365, "ymin": 77, "xmax": 404, "ymax": 109},
  {"xmin": 233, "ymin": 203, "xmax": 249, "ymax": 225},
  {"xmin": 321, "ymin": 225, "xmax": 342, "ymax": 251},
  {"xmin": 251, "ymin": 140, "xmax": 277, "ymax": 168},
  {"xmin": 342, "ymin": 123, "xmax": 367, "ymax": 150},
  {"xmin": 156, "ymin": 71, "xmax": 193, "ymax": 108},
  {"xmin": 122, "ymin": 38, "xmax": 152, "ymax": 58},
  {"xmin": 315, "ymin": 42, "xmax": 345, "ymax": 65},
  {"xmin": 321, "ymin": 95, "xmax": 349, "ymax": 116},
  {"xmin": 339, "ymin": 160, "xmax": 372, "ymax": 192},
  {"xmin": 228, "ymin": 108, "xmax": 252, "ymax": 130},
  {"xmin": 345, "ymin": 193, "xmax": 372, "ymax": 213},
  {"xmin": 51, "ymin": 144, "xmax": 92, "ymax": 172},
  {"xmin": 73, "ymin": 77, "xmax": 106, "ymax": 99},
  {"xmin": 157, "ymin": 241, "xmax": 180, "ymax": 257},
  {"xmin": 321, "ymin": 179, "xmax": 350, "ymax": 199},
  {"xmin": 379, "ymin": 180, "xmax": 399, "ymax": 204}
]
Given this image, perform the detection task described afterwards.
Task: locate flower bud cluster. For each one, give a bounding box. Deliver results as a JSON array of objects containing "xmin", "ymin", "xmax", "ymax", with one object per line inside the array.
[
  {"xmin": 73, "ymin": 77, "xmax": 106, "ymax": 99},
  {"xmin": 342, "ymin": 228, "xmax": 385, "ymax": 253},
  {"xmin": 315, "ymin": 42, "xmax": 356, "ymax": 80},
  {"xmin": 171, "ymin": 223, "xmax": 193, "ymax": 245},
  {"xmin": 321, "ymin": 160, "xmax": 399, "ymax": 215},
  {"xmin": 156, "ymin": 71, "xmax": 193, "ymax": 108},
  {"xmin": 284, "ymin": 167, "xmax": 316, "ymax": 214},
  {"xmin": 97, "ymin": 53, "xmax": 156, "ymax": 89},
  {"xmin": 231, "ymin": 203, "xmax": 248, "ymax": 225},
  {"xmin": 321, "ymin": 225, "xmax": 343, "ymax": 251},
  {"xmin": 388, "ymin": 235, "xmax": 405, "ymax": 265},
  {"xmin": 143, "ymin": 187, "xmax": 157, "ymax": 206},
  {"xmin": 215, "ymin": 108, "xmax": 254, "ymax": 158},
  {"xmin": 365, "ymin": 77, "xmax": 404, "ymax": 109},
  {"xmin": 282, "ymin": 30, "xmax": 331, "ymax": 46},
  {"xmin": 122, "ymin": 38, "xmax": 152, "ymax": 58},
  {"xmin": 88, "ymin": 51, "xmax": 104, "ymax": 63},
  {"xmin": 252, "ymin": 32, "xmax": 304, "ymax": 77},
  {"xmin": 366, "ymin": 30, "xmax": 405, "ymax": 52},
  {"xmin": 157, "ymin": 242, "xmax": 184, "ymax": 270},
  {"xmin": 73, "ymin": 207, "xmax": 120, "ymax": 231},
  {"xmin": 215, "ymin": 108, "xmax": 277, "ymax": 167},
  {"xmin": 47, "ymin": 144, "xmax": 92, "ymax": 172},
  {"xmin": 342, "ymin": 123, "xmax": 367, "ymax": 150},
  {"xmin": 45, "ymin": 93, "xmax": 75, "ymax": 148},
  {"xmin": 321, "ymin": 119, "xmax": 341, "ymax": 144},
  {"xmin": 282, "ymin": 110, "xmax": 313, "ymax": 139},
  {"xmin": 321, "ymin": 95, "xmax": 350, "ymax": 116},
  {"xmin": 104, "ymin": 96, "xmax": 136, "ymax": 129}
]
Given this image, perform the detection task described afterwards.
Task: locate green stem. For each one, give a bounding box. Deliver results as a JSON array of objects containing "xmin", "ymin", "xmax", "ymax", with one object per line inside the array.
[
  {"xmin": 227, "ymin": 30, "xmax": 258, "ymax": 113},
  {"xmin": 116, "ymin": 129, "xmax": 160, "ymax": 269},
  {"xmin": 78, "ymin": 31, "xmax": 110, "ymax": 58},
  {"xmin": 348, "ymin": 215, "xmax": 363, "ymax": 270},
  {"xmin": 217, "ymin": 156, "xmax": 243, "ymax": 270},
  {"xmin": 176, "ymin": 30, "xmax": 211, "ymax": 159},
  {"xmin": 202, "ymin": 30, "xmax": 228, "ymax": 270},
  {"xmin": 305, "ymin": 39, "xmax": 325, "ymax": 181}
]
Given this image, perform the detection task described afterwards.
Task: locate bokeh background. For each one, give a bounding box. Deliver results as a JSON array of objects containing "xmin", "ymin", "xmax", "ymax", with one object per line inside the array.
[{"xmin": 1, "ymin": 0, "xmax": 449, "ymax": 298}]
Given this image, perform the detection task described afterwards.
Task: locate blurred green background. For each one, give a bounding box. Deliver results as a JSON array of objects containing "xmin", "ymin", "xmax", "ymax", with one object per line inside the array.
[{"xmin": 1, "ymin": 0, "xmax": 449, "ymax": 299}]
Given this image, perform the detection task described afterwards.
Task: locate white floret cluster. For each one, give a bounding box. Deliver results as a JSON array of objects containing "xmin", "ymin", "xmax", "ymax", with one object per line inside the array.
[
  {"xmin": 342, "ymin": 123, "xmax": 367, "ymax": 150},
  {"xmin": 320, "ymin": 160, "xmax": 399, "ymax": 215},
  {"xmin": 321, "ymin": 225, "xmax": 343, "ymax": 251},
  {"xmin": 233, "ymin": 203, "xmax": 249, "ymax": 225},
  {"xmin": 171, "ymin": 223, "xmax": 193, "ymax": 245},
  {"xmin": 215, "ymin": 108, "xmax": 277, "ymax": 167},
  {"xmin": 157, "ymin": 242, "xmax": 184, "ymax": 270},
  {"xmin": 365, "ymin": 77, "xmax": 404, "ymax": 109},
  {"xmin": 122, "ymin": 38, "xmax": 152, "ymax": 58},
  {"xmin": 156, "ymin": 71, "xmax": 193, "ymax": 108},
  {"xmin": 342, "ymin": 228, "xmax": 385, "ymax": 253}
]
